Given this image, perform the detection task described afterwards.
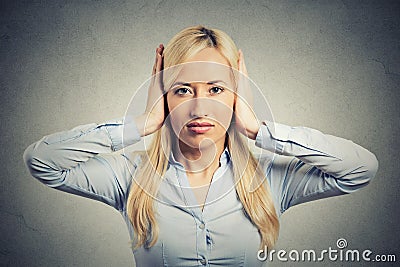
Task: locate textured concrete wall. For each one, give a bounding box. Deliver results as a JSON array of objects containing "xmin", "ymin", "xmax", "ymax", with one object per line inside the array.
[{"xmin": 1, "ymin": 0, "xmax": 399, "ymax": 266}]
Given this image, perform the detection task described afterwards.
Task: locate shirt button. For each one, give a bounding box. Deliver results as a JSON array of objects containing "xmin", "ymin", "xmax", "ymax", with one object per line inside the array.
[
  {"xmin": 200, "ymin": 258, "xmax": 207, "ymax": 265},
  {"xmin": 199, "ymin": 223, "xmax": 205, "ymax": 230}
]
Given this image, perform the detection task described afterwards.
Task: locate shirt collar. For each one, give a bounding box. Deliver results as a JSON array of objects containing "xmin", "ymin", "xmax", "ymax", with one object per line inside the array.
[{"xmin": 167, "ymin": 146, "xmax": 231, "ymax": 171}]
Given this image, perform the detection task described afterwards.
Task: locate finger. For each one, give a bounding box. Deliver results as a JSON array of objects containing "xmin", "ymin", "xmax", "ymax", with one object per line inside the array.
[
  {"xmin": 237, "ymin": 49, "xmax": 246, "ymax": 83},
  {"xmin": 152, "ymin": 45, "xmax": 163, "ymax": 75},
  {"xmin": 157, "ymin": 44, "xmax": 164, "ymax": 57},
  {"xmin": 155, "ymin": 45, "xmax": 165, "ymax": 93},
  {"xmin": 155, "ymin": 44, "xmax": 164, "ymax": 72},
  {"xmin": 155, "ymin": 52, "xmax": 163, "ymax": 73},
  {"xmin": 239, "ymin": 49, "xmax": 248, "ymax": 77},
  {"xmin": 237, "ymin": 50, "xmax": 253, "ymax": 106},
  {"xmin": 152, "ymin": 51, "xmax": 158, "ymax": 75},
  {"xmin": 237, "ymin": 49, "xmax": 242, "ymax": 71},
  {"xmin": 236, "ymin": 49, "xmax": 243, "ymax": 88},
  {"xmin": 242, "ymin": 60, "xmax": 248, "ymax": 77}
]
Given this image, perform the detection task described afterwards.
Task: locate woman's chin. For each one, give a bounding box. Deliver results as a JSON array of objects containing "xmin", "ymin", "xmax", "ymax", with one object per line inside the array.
[{"xmin": 178, "ymin": 134, "xmax": 226, "ymax": 151}]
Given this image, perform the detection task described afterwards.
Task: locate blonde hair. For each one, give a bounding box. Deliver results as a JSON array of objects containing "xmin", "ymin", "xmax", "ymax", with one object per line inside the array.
[{"xmin": 126, "ymin": 25, "xmax": 279, "ymax": 251}]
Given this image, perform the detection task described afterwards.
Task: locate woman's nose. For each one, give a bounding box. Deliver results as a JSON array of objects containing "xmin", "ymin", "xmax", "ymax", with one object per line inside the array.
[{"xmin": 189, "ymin": 97, "xmax": 212, "ymax": 118}]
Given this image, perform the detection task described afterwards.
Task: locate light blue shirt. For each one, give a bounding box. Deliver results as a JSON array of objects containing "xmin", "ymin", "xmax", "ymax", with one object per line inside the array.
[{"xmin": 23, "ymin": 117, "xmax": 379, "ymax": 266}]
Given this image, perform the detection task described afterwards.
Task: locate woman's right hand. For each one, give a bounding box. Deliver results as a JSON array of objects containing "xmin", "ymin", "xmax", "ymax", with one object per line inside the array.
[{"xmin": 134, "ymin": 44, "xmax": 165, "ymax": 137}]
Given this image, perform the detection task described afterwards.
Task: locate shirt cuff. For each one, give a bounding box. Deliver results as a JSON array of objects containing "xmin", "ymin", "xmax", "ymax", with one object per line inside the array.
[
  {"xmin": 255, "ymin": 120, "xmax": 292, "ymax": 154},
  {"xmin": 103, "ymin": 116, "xmax": 141, "ymax": 151}
]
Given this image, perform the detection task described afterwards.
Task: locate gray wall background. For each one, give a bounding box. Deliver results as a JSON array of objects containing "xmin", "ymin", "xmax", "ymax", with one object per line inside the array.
[{"xmin": 1, "ymin": 0, "xmax": 399, "ymax": 266}]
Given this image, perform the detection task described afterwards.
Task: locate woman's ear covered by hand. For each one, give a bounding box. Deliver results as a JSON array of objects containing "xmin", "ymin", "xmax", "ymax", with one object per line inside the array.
[
  {"xmin": 234, "ymin": 49, "xmax": 260, "ymax": 140},
  {"xmin": 134, "ymin": 44, "xmax": 166, "ymax": 137}
]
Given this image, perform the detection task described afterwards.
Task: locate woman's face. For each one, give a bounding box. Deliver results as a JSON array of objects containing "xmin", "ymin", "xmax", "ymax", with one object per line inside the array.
[{"xmin": 166, "ymin": 48, "xmax": 236, "ymax": 150}]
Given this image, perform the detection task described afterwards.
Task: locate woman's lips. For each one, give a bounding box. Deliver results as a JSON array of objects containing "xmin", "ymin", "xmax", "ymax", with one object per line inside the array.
[{"xmin": 187, "ymin": 121, "xmax": 214, "ymax": 134}]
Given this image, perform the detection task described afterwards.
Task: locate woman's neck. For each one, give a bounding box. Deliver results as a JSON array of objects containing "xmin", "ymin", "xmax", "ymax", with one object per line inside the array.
[{"xmin": 173, "ymin": 137, "xmax": 225, "ymax": 176}]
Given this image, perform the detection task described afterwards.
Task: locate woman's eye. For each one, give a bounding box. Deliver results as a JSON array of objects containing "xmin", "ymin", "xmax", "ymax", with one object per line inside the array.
[
  {"xmin": 210, "ymin": 86, "xmax": 224, "ymax": 95},
  {"xmin": 175, "ymin": 88, "xmax": 191, "ymax": 95}
]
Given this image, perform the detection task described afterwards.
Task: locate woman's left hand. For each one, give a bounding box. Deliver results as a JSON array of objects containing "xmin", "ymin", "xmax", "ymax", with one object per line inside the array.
[{"xmin": 234, "ymin": 49, "xmax": 260, "ymax": 140}]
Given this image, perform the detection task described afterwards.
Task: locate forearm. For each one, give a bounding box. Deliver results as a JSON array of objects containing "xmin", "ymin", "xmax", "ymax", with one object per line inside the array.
[
  {"xmin": 133, "ymin": 113, "xmax": 163, "ymax": 137},
  {"xmin": 23, "ymin": 117, "xmax": 141, "ymax": 182},
  {"xmin": 255, "ymin": 120, "xmax": 379, "ymax": 183}
]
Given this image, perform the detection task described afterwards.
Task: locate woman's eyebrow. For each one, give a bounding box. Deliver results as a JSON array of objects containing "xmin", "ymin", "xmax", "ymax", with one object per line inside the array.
[
  {"xmin": 171, "ymin": 81, "xmax": 191, "ymax": 87},
  {"xmin": 171, "ymin": 80, "xmax": 227, "ymax": 87},
  {"xmin": 207, "ymin": 80, "xmax": 228, "ymax": 85}
]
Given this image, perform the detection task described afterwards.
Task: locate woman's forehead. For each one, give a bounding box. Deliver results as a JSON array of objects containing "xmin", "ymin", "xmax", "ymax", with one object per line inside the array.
[{"xmin": 164, "ymin": 61, "xmax": 236, "ymax": 90}]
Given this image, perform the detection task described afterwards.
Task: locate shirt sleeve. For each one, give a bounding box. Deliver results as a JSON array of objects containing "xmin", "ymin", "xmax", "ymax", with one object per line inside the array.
[
  {"xmin": 22, "ymin": 117, "xmax": 142, "ymax": 211},
  {"xmin": 255, "ymin": 120, "xmax": 379, "ymax": 216}
]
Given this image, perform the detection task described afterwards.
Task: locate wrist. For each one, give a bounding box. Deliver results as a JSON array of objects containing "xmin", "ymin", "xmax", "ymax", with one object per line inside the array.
[
  {"xmin": 134, "ymin": 113, "xmax": 163, "ymax": 137},
  {"xmin": 247, "ymin": 122, "xmax": 260, "ymax": 140}
]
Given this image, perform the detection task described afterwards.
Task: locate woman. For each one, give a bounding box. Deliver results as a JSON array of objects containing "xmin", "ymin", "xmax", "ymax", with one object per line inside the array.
[{"xmin": 23, "ymin": 25, "xmax": 379, "ymax": 266}]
